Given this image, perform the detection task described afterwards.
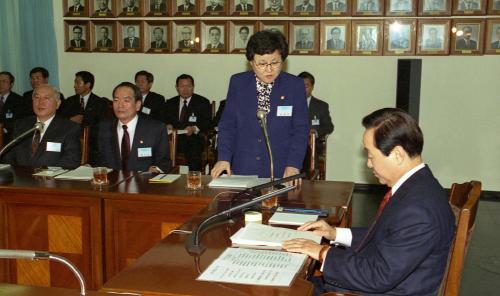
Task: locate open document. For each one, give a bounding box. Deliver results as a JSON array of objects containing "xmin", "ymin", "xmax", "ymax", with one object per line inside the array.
[
  {"xmin": 197, "ymin": 247, "xmax": 307, "ymax": 287},
  {"xmin": 208, "ymin": 175, "xmax": 269, "ymax": 189}
]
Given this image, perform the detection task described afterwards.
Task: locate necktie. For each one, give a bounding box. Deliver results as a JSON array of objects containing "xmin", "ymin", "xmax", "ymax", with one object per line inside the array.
[
  {"xmin": 32, "ymin": 122, "xmax": 43, "ymax": 155},
  {"xmin": 355, "ymin": 190, "xmax": 392, "ymax": 251},
  {"xmin": 180, "ymin": 99, "xmax": 188, "ymax": 123},
  {"xmin": 80, "ymin": 96, "xmax": 85, "ymax": 112},
  {"xmin": 0, "ymin": 96, "xmax": 4, "ymax": 112},
  {"xmin": 121, "ymin": 125, "xmax": 130, "ymax": 171},
  {"xmin": 129, "ymin": 38, "xmax": 134, "ymax": 47}
]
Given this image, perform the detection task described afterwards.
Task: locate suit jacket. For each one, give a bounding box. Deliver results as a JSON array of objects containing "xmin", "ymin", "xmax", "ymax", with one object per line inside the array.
[
  {"xmin": 69, "ymin": 5, "xmax": 84, "ymax": 12},
  {"xmin": 212, "ymin": 99, "xmax": 226, "ymax": 128},
  {"xmin": 178, "ymin": 3, "xmax": 195, "ymax": 11},
  {"xmin": 456, "ymin": 38, "xmax": 477, "ymax": 50},
  {"xmin": 265, "ymin": 5, "xmax": 284, "ymax": 11},
  {"xmin": 70, "ymin": 39, "xmax": 86, "ymax": 47},
  {"xmin": 207, "ymin": 43, "xmax": 224, "ymax": 49},
  {"xmin": 150, "ymin": 40, "xmax": 167, "ymax": 48},
  {"xmin": 295, "ymin": 3, "xmax": 314, "ymax": 11},
  {"xmin": 97, "ymin": 38, "xmax": 112, "ymax": 47},
  {"xmin": 178, "ymin": 39, "xmax": 194, "ymax": 49},
  {"xmin": 141, "ymin": 91, "xmax": 166, "ymax": 123},
  {"xmin": 123, "ymin": 37, "xmax": 140, "ymax": 48},
  {"xmin": 491, "ymin": 40, "xmax": 500, "ymax": 49},
  {"xmin": 123, "ymin": 6, "xmax": 139, "ymax": 12},
  {"xmin": 458, "ymin": 0, "xmax": 480, "ymax": 9},
  {"xmin": 327, "ymin": 1, "xmax": 346, "ymax": 10},
  {"xmin": 295, "ymin": 40, "xmax": 314, "ymax": 49},
  {"xmin": 309, "ymin": 97, "xmax": 334, "ymax": 137},
  {"xmin": 2, "ymin": 116, "xmax": 81, "ymax": 169},
  {"xmin": 322, "ymin": 166, "xmax": 455, "ymax": 295},
  {"xmin": 95, "ymin": 8, "xmax": 111, "ymax": 13},
  {"xmin": 207, "ymin": 4, "xmax": 223, "ymax": 10},
  {"xmin": 97, "ymin": 115, "xmax": 171, "ymax": 172},
  {"xmin": 218, "ymin": 71, "xmax": 309, "ymax": 178},
  {"xmin": 0, "ymin": 92, "xmax": 29, "ymax": 143},
  {"xmin": 235, "ymin": 3, "xmax": 254, "ymax": 10},
  {"xmin": 165, "ymin": 94, "xmax": 212, "ymax": 132},
  {"xmin": 326, "ymin": 38, "xmax": 345, "ymax": 49}
]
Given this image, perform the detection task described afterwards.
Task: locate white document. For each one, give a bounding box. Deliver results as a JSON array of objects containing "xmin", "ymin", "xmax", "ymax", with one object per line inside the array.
[
  {"xmin": 0, "ymin": 164, "xmax": 11, "ymax": 170},
  {"xmin": 33, "ymin": 168, "xmax": 69, "ymax": 177},
  {"xmin": 268, "ymin": 212, "xmax": 319, "ymax": 226},
  {"xmin": 54, "ymin": 166, "xmax": 111, "ymax": 181},
  {"xmin": 197, "ymin": 247, "xmax": 307, "ymax": 287},
  {"xmin": 208, "ymin": 175, "xmax": 268, "ymax": 189},
  {"xmin": 230, "ymin": 223, "xmax": 321, "ymax": 249},
  {"xmin": 149, "ymin": 174, "xmax": 181, "ymax": 183}
]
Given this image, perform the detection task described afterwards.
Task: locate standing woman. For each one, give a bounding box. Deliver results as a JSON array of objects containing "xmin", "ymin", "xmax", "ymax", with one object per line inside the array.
[{"xmin": 211, "ymin": 30, "xmax": 309, "ymax": 182}]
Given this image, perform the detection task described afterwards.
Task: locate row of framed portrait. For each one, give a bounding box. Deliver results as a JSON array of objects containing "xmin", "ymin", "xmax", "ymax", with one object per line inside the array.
[
  {"xmin": 64, "ymin": 18, "xmax": 500, "ymax": 55},
  {"xmin": 65, "ymin": 0, "xmax": 500, "ymax": 17}
]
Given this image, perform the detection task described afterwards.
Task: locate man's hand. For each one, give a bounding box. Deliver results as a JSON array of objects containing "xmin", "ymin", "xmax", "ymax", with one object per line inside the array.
[
  {"xmin": 297, "ymin": 220, "xmax": 337, "ymax": 241},
  {"xmin": 283, "ymin": 166, "xmax": 302, "ymax": 186},
  {"xmin": 211, "ymin": 161, "xmax": 231, "ymax": 178},
  {"xmin": 282, "ymin": 239, "xmax": 323, "ymax": 260},
  {"xmin": 70, "ymin": 114, "xmax": 83, "ymax": 124},
  {"xmin": 185, "ymin": 125, "xmax": 196, "ymax": 136},
  {"xmin": 148, "ymin": 166, "xmax": 162, "ymax": 173}
]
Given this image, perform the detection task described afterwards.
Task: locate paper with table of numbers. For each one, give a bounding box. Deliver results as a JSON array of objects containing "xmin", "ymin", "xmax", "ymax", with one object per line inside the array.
[{"xmin": 197, "ymin": 247, "xmax": 307, "ymax": 286}]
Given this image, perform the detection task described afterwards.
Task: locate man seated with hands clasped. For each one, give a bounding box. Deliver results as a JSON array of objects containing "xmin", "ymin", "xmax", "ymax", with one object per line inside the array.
[{"xmin": 283, "ymin": 108, "xmax": 455, "ymax": 296}]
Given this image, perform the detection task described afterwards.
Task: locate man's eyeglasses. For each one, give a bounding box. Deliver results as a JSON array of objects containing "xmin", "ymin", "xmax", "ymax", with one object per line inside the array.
[{"xmin": 254, "ymin": 61, "xmax": 282, "ymax": 70}]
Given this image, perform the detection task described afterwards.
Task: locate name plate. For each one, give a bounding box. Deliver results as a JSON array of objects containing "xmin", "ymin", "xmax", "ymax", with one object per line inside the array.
[
  {"xmin": 299, "ymin": 12, "xmax": 310, "ymax": 16},
  {"xmin": 298, "ymin": 50, "xmax": 309, "ymax": 54},
  {"xmin": 72, "ymin": 12, "xmax": 81, "ymax": 16},
  {"xmin": 210, "ymin": 49, "xmax": 220, "ymax": 53},
  {"xmin": 394, "ymin": 50, "xmax": 404, "ymax": 54},
  {"xmin": 328, "ymin": 11, "xmax": 342, "ymax": 15},
  {"xmin": 127, "ymin": 48, "xmax": 136, "ymax": 52},
  {"xmin": 126, "ymin": 12, "xmax": 135, "ymax": 16},
  {"xmin": 393, "ymin": 11, "xmax": 406, "ymax": 15},
  {"xmin": 209, "ymin": 12, "xmax": 220, "ymax": 15},
  {"xmin": 73, "ymin": 47, "xmax": 82, "ymax": 51},
  {"xmin": 239, "ymin": 12, "xmax": 249, "ymax": 15},
  {"xmin": 238, "ymin": 49, "xmax": 246, "ymax": 53},
  {"xmin": 496, "ymin": 49, "xmax": 500, "ymax": 53},
  {"xmin": 429, "ymin": 11, "xmax": 440, "ymax": 15},
  {"xmin": 362, "ymin": 12, "xmax": 376, "ymax": 15},
  {"xmin": 362, "ymin": 51, "xmax": 373, "ymax": 55},
  {"xmin": 329, "ymin": 50, "xmax": 340, "ymax": 54},
  {"xmin": 181, "ymin": 12, "xmax": 190, "ymax": 16},
  {"xmin": 99, "ymin": 48, "xmax": 109, "ymax": 52},
  {"xmin": 181, "ymin": 48, "xmax": 191, "ymax": 52},
  {"xmin": 463, "ymin": 10, "xmax": 474, "ymax": 14},
  {"xmin": 461, "ymin": 50, "xmax": 472, "ymax": 54},
  {"xmin": 153, "ymin": 49, "xmax": 163, "ymax": 53},
  {"xmin": 269, "ymin": 12, "xmax": 279, "ymax": 15},
  {"xmin": 97, "ymin": 12, "xmax": 107, "ymax": 16},
  {"xmin": 153, "ymin": 12, "xmax": 163, "ymax": 16}
]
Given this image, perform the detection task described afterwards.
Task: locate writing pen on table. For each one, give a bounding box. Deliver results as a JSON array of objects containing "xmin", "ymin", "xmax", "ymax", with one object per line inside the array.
[{"xmin": 277, "ymin": 207, "xmax": 328, "ymax": 216}]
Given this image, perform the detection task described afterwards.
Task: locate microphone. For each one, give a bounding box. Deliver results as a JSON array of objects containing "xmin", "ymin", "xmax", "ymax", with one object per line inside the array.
[
  {"xmin": 256, "ymin": 109, "xmax": 274, "ymax": 182},
  {"xmin": 0, "ymin": 249, "xmax": 86, "ymax": 295}
]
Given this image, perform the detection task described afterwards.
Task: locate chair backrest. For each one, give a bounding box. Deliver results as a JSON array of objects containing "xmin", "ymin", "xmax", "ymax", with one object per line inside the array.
[
  {"xmin": 211, "ymin": 101, "xmax": 216, "ymax": 120},
  {"xmin": 168, "ymin": 128, "xmax": 177, "ymax": 168},
  {"xmin": 318, "ymin": 134, "xmax": 329, "ymax": 180},
  {"xmin": 80, "ymin": 127, "xmax": 90, "ymax": 165},
  {"xmin": 0, "ymin": 123, "xmax": 4, "ymax": 150},
  {"xmin": 440, "ymin": 180, "xmax": 481, "ymax": 296},
  {"xmin": 307, "ymin": 129, "xmax": 317, "ymax": 180}
]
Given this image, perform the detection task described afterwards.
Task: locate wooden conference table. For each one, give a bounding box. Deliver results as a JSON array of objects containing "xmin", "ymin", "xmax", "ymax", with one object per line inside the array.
[{"xmin": 0, "ymin": 166, "xmax": 354, "ymax": 294}]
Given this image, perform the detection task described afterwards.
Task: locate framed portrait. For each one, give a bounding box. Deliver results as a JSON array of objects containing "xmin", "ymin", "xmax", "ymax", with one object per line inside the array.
[
  {"xmin": 416, "ymin": 19, "xmax": 450, "ymax": 55},
  {"xmin": 418, "ymin": 0, "xmax": 451, "ymax": 15},
  {"xmin": 259, "ymin": 21, "xmax": 289, "ymax": 39},
  {"xmin": 321, "ymin": 0, "xmax": 351, "ymax": 16},
  {"xmin": 452, "ymin": 0, "xmax": 486, "ymax": 15},
  {"xmin": 65, "ymin": 21, "xmax": 90, "ymax": 52},
  {"xmin": 450, "ymin": 19, "xmax": 484, "ymax": 55},
  {"xmin": 145, "ymin": 21, "xmax": 171, "ymax": 53},
  {"xmin": 487, "ymin": 0, "xmax": 500, "ymax": 14},
  {"xmin": 320, "ymin": 20, "xmax": 351, "ymax": 55},
  {"xmin": 118, "ymin": 0, "xmax": 143, "ymax": 16},
  {"xmin": 230, "ymin": 0, "xmax": 258, "ymax": 15},
  {"xmin": 351, "ymin": 20, "xmax": 383, "ymax": 55},
  {"xmin": 91, "ymin": 0, "xmax": 115, "ymax": 17},
  {"xmin": 291, "ymin": 0, "xmax": 319, "ymax": 16},
  {"xmin": 384, "ymin": 19, "xmax": 416, "ymax": 55},
  {"xmin": 173, "ymin": 21, "xmax": 201, "ymax": 52},
  {"xmin": 485, "ymin": 19, "xmax": 500, "ymax": 54},
  {"xmin": 352, "ymin": 0, "xmax": 384, "ymax": 16},
  {"xmin": 229, "ymin": 21, "xmax": 257, "ymax": 53},
  {"xmin": 260, "ymin": 0, "xmax": 289, "ymax": 16},
  {"xmin": 201, "ymin": 0, "xmax": 228, "ymax": 15},
  {"xmin": 290, "ymin": 22, "xmax": 319, "ymax": 55},
  {"xmin": 64, "ymin": 0, "xmax": 89, "ymax": 17},
  {"xmin": 147, "ymin": 0, "xmax": 169, "ymax": 16},
  {"xmin": 91, "ymin": 21, "xmax": 116, "ymax": 52},
  {"xmin": 201, "ymin": 21, "xmax": 228, "ymax": 53},
  {"xmin": 175, "ymin": 0, "xmax": 199, "ymax": 15},
  {"xmin": 118, "ymin": 21, "xmax": 144, "ymax": 52},
  {"xmin": 385, "ymin": 0, "xmax": 416, "ymax": 15}
]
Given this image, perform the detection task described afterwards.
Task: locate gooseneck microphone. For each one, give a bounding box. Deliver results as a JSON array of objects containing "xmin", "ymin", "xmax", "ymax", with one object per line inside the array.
[{"xmin": 256, "ymin": 109, "xmax": 274, "ymax": 182}]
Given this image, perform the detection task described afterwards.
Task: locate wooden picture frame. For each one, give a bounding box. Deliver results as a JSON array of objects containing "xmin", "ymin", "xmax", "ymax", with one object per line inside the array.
[
  {"xmin": 321, "ymin": 0, "xmax": 351, "ymax": 16},
  {"xmin": 450, "ymin": 19, "xmax": 484, "ymax": 55},
  {"xmin": 65, "ymin": 21, "xmax": 91, "ymax": 52},
  {"xmin": 260, "ymin": 0, "xmax": 289, "ymax": 16},
  {"xmin": 320, "ymin": 20, "xmax": 351, "ymax": 55},
  {"xmin": 416, "ymin": 19, "xmax": 450, "ymax": 55},
  {"xmin": 64, "ymin": 0, "xmax": 89, "ymax": 17},
  {"xmin": 385, "ymin": 0, "xmax": 416, "ymax": 15},
  {"xmin": 147, "ymin": 0, "xmax": 170, "ymax": 16},
  {"xmin": 351, "ymin": 20, "xmax": 383, "ymax": 55},
  {"xmin": 485, "ymin": 19, "xmax": 500, "ymax": 54},
  {"xmin": 230, "ymin": 0, "xmax": 258, "ymax": 15},
  {"xmin": 201, "ymin": 21, "xmax": 228, "ymax": 53},
  {"xmin": 91, "ymin": 21, "xmax": 117, "ymax": 52},
  {"xmin": 259, "ymin": 20, "xmax": 289, "ymax": 39},
  {"xmin": 452, "ymin": 0, "xmax": 486, "ymax": 15},
  {"xmin": 352, "ymin": 0, "xmax": 384, "ymax": 16},
  {"xmin": 145, "ymin": 21, "xmax": 171, "ymax": 53},
  {"xmin": 173, "ymin": 21, "xmax": 201, "ymax": 52},
  {"xmin": 175, "ymin": 0, "xmax": 200, "ymax": 15},
  {"xmin": 90, "ymin": 0, "xmax": 115, "ymax": 17},
  {"xmin": 487, "ymin": 0, "xmax": 500, "ymax": 14},
  {"xmin": 229, "ymin": 21, "xmax": 257, "ymax": 53},
  {"xmin": 118, "ymin": 21, "xmax": 144, "ymax": 52},
  {"xmin": 384, "ymin": 19, "xmax": 416, "ymax": 55},
  {"xmin": 201, "ymin": 0, "xmax": 228, "ymax": 15},
  {"xmin": 118, "ymin": 0, "xmax": 143, "ymax": 16},
  {"xmin": 418, "ymin": 0, "xmax": 451, "ymax": 15},
  {"xmin": 290, "ymin": 21, "xmax": 320, "ymax": 55},
  {"xmin": 291, "ymin": 0, "xmax": 319, "ymax": 16}
]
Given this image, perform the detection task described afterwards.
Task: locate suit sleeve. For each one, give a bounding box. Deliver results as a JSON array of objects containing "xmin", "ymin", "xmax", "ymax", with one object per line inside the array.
[
  {"xmin": 286, "ymin": 81, "xmax": 309, "ymax": 170},
  {"xmin": 217, "ymin": 77, "xmax": 238, "ymax": 162},
  {"xmin": 193, "ymin": 95, "xmax": 212, "ymax": 132},
  {"xmin": 59, "ymin": 123, "xmax": 82, "ymax": 169},
  {"xmin": 164, "ymin": 99, "xmax": 178, "ymax": 127},
  {"xmin": 316, "ymin": 102, "xmax": 334, "ymax": 137},
  {"xmin": 96, "ymin": 121, "xmax": 111, "ymax": 168},
  {"xmin": 153, "ymin": 124, "xmax": 171, "ymax": 172}
]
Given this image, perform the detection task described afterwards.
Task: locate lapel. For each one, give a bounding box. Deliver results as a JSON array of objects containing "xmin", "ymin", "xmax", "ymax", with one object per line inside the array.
[{"xmin": 130, "ymin": 116, "xmax": 144, "ymax": 157}]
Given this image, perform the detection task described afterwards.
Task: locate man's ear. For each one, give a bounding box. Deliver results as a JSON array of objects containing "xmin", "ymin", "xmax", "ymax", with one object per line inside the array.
[{"xmin": 389, "ymin": 145, "xmax": 406, "ymax": 165}]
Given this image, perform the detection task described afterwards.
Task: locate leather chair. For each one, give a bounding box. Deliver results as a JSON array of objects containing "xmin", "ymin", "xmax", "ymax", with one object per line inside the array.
[
  {"xmin": 306, "ymin": 130, "xmax": 329, "ymax": 180},
  {"xmin": 80, "ymin": 126, "xmax": 90, "ymax": 165}
]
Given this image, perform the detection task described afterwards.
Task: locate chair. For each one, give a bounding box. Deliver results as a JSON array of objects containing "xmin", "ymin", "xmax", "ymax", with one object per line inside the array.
[
  {"xmin": 80, "ymin": 126, "xmax": 90, "ymax": 165},
  {"xmin": 306, "ymin": 130, "xmax": 329, "ymax": 180},
  {"xmin": 317, "ymin": 134, "xmax": 329, "ymax": 180},
  {"xmin": 168, "ymin": 128, "xmax": 177, "ymax": 168},
  {"xmin": 0, "ymin": 123, "xmax": 4, "ymax": 150}
]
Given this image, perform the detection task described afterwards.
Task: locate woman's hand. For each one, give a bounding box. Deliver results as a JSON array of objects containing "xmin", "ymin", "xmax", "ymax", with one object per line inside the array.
[
  {"xmin": 211, "ymin": 161, "xmax": 231, "ymax": 178},
  {"xmin": 297, "ymin": 220, "xmax": 337, "ymax": 241},
  {"xmin": 283, "ymin": 166, "xmax": 302, "ymax": 186}
]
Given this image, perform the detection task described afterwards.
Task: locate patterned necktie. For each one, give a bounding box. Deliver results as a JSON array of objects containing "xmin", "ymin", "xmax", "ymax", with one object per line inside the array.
[
  {"xmin": 180, "ymin": 99, "xmax": 188, "ymax": 123},
  {"xmin": 355, "ymin": 189, "xmax": 392, "ymax": 251},
  {"xmin": 121, "ymin": 125, "xmax": 130, "ymax": 171},
  {"xmin": 32, "ymin": 122, "xmax": 44, "ymax": 155},
  {"xmin": 80, "ymin": 96, "xmax": 85, "ymax": 112}
]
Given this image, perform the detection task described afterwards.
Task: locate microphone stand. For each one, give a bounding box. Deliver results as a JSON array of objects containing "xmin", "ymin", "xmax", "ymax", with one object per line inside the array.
[{"xmin": 256, "ymin": 109, "xmax": 274, "ymax": 182}]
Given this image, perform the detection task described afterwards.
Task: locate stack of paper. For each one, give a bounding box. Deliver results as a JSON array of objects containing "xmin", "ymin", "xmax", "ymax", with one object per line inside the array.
[
  {"xmin": 149, "ymin": 174, "xmax": 181, "ymax": 183},
  {"xmin": 33, "ymin": 168, "xmax": 69, "ymax": 177},
  {"xmin": 208, "ymin": 175, "xmax": 268, "ymax": 189},
  {"xmin": 268, "ymin": 212, "xmax": 319, "ymax": 226},
  {"xmin": 54, "ymin": 166, "xmax": 94, "ymax": 181}
]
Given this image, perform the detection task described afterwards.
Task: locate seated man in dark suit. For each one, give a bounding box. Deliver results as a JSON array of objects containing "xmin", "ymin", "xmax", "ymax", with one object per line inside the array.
[
  {"xmin": 70, "ymin": 25, "xmax": 86, "ymax": 48},
  {"xmin": 283, "ymin": 108, "xmax": 455, "ymax": 296},
  {"xmin": 134, "ymin": 70, "xmax": 166, "ymax": 123},
  {"xmin": 2, "ymin": 85, "xmax": 81, "ymax": 168},
  {"xmin": 0, "ymin": 71, "xmax": 28, "ymax": 143},
  {"xmin": 23, "ymin": 67, "xmax": 65, "ymax": 118},
  {"xmin": 235, "ymin": 0, "xmax": 254, "ymax": 11},
  {"xmin": 58, "ymin": 71, "xmax": 109, "ymax": 165},
  {"xmin": 178, "ymin": 0, "xmax": 196, "ymax": 11},
  {"xmin": 69, "ymin": 0, "xmax": 84, "ymax": 12},
  {"xmin": 97, "ymin": 82, "xmax": 171, "ymax": 173},
  {"xmin": 165, "ymin": 74, "xmax": 211, "ymax": 171}
]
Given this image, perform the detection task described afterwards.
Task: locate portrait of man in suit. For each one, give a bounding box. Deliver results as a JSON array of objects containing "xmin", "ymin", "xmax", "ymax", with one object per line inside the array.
[
  {"xmin": 177, "ymin": 26, "xmax": 195, "ymax": 49},
  {"xmin": 150, "ymin": 0, "xmax": 167, "ymax": 11},
  {"xmin": 326, "ymin": 26, "xmax": 345, "ymax": 50},
  {"xmin": 235, "ymin": 0, "xmax": 254, "ymax": 11},
  {"xmin": 95, "ymin": 0, "xmax": 112, "ymax": 13},
  {"xmin": 357, "ymin": 0, "xmax": 379, "ymax": 11},
  {"xmin": 357, "ymin": 25, "xmax": 377, "ymax": 50},
  {"xmin": 177, "ymin": 0, "xmax": 196, "ymax": 11},
  {"xmin": 295, "ymin": 0, "xmax": 315, "ymax": 11},
  {"xmin": 69, "ymin": 0, "xmax": 85, "ymax": 12},
  {"xmin": 490, "ymin": 26, "xmax": 500, "ymax": 49},
  {"xmin": 388, "ymin": 24, "xmax": 411, "ymax": 50},
  {"xmin": 494, "ymin": 0, "xmax": 500, "ymax": 9},
  {"xmin": 390, "ymin": 0, "xmax": 411, "ymax": 11},
  {"xmin": 458, "ymin": 0, "xmax": 480, "ymax": 10},
  {"xmin": 326, "ymin": 0, "xmax": 346, "ymax": 11},
  {"xmin": 423, "ymin": 0, "xmax": 445, "ymax": 11},
  {"xmin": 295, "ymin": 27, "xmax": 314, "ymax": 50},
  {"xmin": 206, "ymin": 26, "xmax": 224, "ymax": 49},
  {"xmin": 96, "ymin": 26, "xmax": 113, "ymax": 48},
  {"xmin": 150, "ymin": 27, "xmax": 167, "ymax": 49},
  {"xmin": 206, "ymin": 0, "xmax": 224, "ymax": 11},
  {"xmin": 70, "ymin": 25, "xmax": 86, "ymax": 48},
  {"xmin": 123, "ymin": 0, "xmax": 139, "ymax": 12},
  {"xmin": 123, "ymin": 26, "xmax": 140, "ymax": 48},
  {"xmin": 234, "ymin": 25, "xmax": 252, "ymax": 48},
  {"xmin": 265, "ymin": 0, "xmax": 284, "ymax": 11},
  {"xmin": 455, "ymin": 25, "xmax": 478, "ymax": 50},
  {"xmin": 422, "ymin": 26, "xmax": 444, "ymax": 50}
]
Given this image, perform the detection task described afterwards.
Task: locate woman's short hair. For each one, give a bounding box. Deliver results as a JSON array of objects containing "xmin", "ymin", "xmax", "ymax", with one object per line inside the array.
[{"xmin": 245, "ymin": 30, "xmax": 289, "ymax": 61}]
